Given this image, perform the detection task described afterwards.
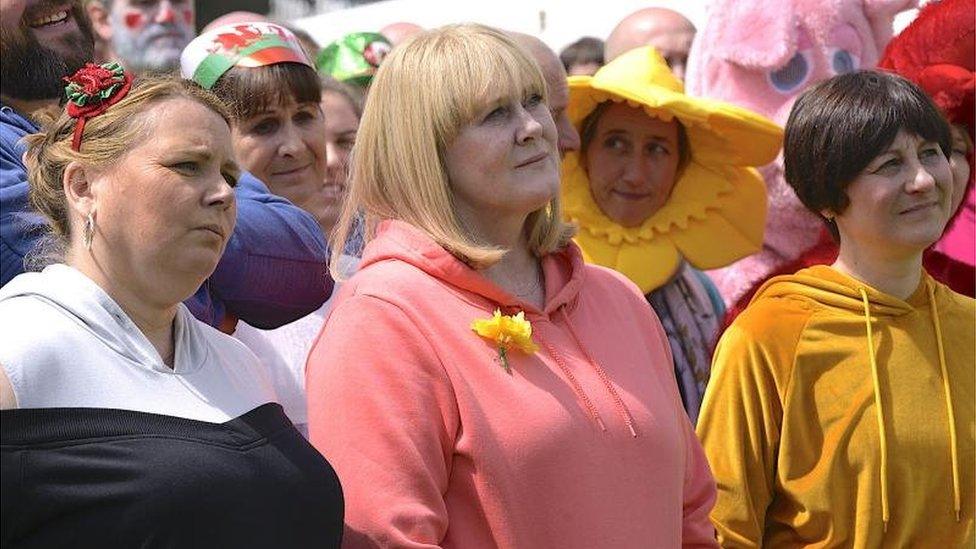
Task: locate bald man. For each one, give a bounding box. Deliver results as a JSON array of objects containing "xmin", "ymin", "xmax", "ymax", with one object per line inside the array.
[
  {"xmin": 509, "ymin": 32, "xmax": 581, "ymax": 157},
  {"xmin": 605, "ymin": 7, "xmax": 695, "ymax": 79},
  {"xmin": 379, "ymin": 22, "xmax": 423, "ymax": 47}
]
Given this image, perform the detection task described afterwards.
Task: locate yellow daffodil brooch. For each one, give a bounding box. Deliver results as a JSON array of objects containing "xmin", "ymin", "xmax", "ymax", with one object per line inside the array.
[{"xmin": 471, "ymin": 309, "xmax": 539, "ymax": 373}]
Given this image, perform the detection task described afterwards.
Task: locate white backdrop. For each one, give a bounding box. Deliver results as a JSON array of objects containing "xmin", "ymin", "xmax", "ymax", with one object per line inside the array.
[
  {"xmin": 293, "ymin": 0, "xmax": 925, "ymax": 54},
  {"xmin": 294, "ymin": 0, "xmax": 707, "ymax": 53}
]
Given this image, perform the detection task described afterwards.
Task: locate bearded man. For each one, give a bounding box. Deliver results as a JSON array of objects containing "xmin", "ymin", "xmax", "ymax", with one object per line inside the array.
[{"xmin": 0, "ymin": 0, "xmax": 94, "ymax": 109}]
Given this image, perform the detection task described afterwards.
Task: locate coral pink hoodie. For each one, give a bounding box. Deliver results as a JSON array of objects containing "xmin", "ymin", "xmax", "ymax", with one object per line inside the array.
[{"xmin": 307, "ymin": 220, "xmax": 717, "ymax": 548}]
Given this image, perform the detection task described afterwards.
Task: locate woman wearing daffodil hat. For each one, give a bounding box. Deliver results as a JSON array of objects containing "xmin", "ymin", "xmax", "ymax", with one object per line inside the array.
[{"xmin": 562, "ymin": 46, "xmax": 782, "ymax": 422}]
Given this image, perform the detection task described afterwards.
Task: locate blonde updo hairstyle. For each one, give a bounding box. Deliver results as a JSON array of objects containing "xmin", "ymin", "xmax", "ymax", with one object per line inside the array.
[
  {"xmin": 330, "ymin": 23, "xmax": 575, "ymax": 276},
  {"xmin": 22, "ymin": 76, "xmax": 231, "ymax": 265}
]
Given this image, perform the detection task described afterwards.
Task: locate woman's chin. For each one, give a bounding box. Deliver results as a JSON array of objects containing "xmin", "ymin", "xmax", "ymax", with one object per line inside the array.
[
  {"xmin": 523, "ymin": 184, "xmax": 560, "ymax": 213},
  {"xmin": 169, "ymin": 252, "xmax": 225, "ymax": 289},
  {"xmin": 883, "ymin": 229, "xmax": 946, "ymax": 256}
]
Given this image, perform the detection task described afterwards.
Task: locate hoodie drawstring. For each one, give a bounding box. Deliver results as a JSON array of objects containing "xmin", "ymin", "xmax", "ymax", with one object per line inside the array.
[
  {"xmin": 534, "ymin": 307, "xmax": 640, "ymax": 437},
  {"xmin": 557, "ymin": 308, "xmax": 639, "ymax": 438},
  {"xmin": 860, "ymin": 284, "xmax": 963, "ymax": 531},
  {"xmin": 859, "ymin": 287, "xmax": 891, "ymax": 532},
  {"xmin": 537, "ymin": 337, "xmax": 607, "ymax": 433},
  {"xmin": 927, "ymin": 284, "xmax": 962, "ymax": 523}
]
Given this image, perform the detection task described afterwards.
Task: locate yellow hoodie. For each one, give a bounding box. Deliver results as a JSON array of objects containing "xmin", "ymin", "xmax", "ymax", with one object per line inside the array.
[{"xmin": 698, "ymin": 265, "xmax": 974, "ymax": 547}]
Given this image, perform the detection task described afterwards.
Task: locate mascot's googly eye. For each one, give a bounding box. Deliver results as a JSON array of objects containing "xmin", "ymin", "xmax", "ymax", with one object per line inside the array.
[
  {"xmin": 828, "ymin": 47, "xmax": 860, "ymax": 75},
  {"xmin": 767, "ymin": 50, "xmax": 814, "ymax": 94}
]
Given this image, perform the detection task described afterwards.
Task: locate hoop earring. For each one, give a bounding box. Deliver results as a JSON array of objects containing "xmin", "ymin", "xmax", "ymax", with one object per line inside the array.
[{"xmin": 83, "ymin": 212, "xmax": 95, "ymax": 250}]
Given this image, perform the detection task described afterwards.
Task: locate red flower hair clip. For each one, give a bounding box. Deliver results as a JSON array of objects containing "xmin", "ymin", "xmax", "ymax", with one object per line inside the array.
[{"xmin": 63, "ymin": 62, "xmax": 133, "ymax": 151}]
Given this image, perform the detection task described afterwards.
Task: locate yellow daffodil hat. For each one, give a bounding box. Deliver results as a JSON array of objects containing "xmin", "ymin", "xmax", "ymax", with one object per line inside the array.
[{"xmin": 562, "ymin": 46, "xmax": 783, "ymax": 293}]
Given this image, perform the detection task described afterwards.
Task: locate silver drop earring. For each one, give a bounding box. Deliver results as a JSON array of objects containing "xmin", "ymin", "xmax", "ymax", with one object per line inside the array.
[{"xmin": 84, "ymin": 212, "xmax": 95, "ymax": 250}]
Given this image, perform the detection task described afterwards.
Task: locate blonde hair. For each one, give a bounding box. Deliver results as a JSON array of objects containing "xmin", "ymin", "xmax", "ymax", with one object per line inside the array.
[
  {"xmin": 21, "ymin": 76, "xmax": 231, "ymax": 265},
  {"xmin": 330, "ymin": 23, "xmax": 575, "ymax": 276}
]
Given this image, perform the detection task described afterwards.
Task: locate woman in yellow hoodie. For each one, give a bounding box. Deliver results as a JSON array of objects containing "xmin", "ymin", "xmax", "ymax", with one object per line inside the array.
[{"xmin": 697, "ymin": 70, "xmax": 975, "ymax": 547}]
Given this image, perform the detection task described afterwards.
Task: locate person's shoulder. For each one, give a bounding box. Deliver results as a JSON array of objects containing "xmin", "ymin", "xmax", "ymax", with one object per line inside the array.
[
  {"xmin": 580, "ymin": 263, "xmax": 647, "ymax": 302},
  {"xmin": 232, "ymin": 171, "xmax": 271, "ymax": 196},
  {"xmin": 0, "ymin": 106, "xmax": 35, "ymax": 148},
  {"xmin": 0, "ymin": 294, "xmax": 84, "ymax": 369},
  {"xmin": 932, "ymin": 280, "xmax": 976, "ymax": 326},
  {"xmin": 947, "ymin": 292, "xmax": 976, "ymax": 315},
  {"xmin": 0, "ymin": 293, "xmax": 78, "ymax": 337},
  {"xmin": 935, "ymin": 280, "xmax": 976, "ymax": 308},
  {"xmin": 345, "ymin": 258, "xmax": 451, "ymax": 305},
  {"xmin": 731, "ymin": 291, "xmax": 815, "ymax": 337},
  {"xmin": 718, "ymin": 293, "xmax": 816, "ymax": 370}
]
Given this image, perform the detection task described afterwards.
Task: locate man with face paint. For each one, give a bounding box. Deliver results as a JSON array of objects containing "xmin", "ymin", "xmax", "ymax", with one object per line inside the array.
[
  {"xmin": 1, "ymin": 0, "xmax": 333, "ymax": 329},
  {"xmin": 86, "ymin": 0, "xmax": 195, "ymax": 73}
]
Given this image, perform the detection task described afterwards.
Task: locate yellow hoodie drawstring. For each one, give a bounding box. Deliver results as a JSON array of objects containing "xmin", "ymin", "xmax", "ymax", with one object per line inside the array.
[
  {"xmin": 927, "ymin": 284, "xmax": 962, "ymax": 522},
  {"xmin": 859, "ymin": 288, "xmax": 890, "ymax": 532},
  {"xmin": 860, "ymin": 283, "xmax": 963, "ymax": 531}
]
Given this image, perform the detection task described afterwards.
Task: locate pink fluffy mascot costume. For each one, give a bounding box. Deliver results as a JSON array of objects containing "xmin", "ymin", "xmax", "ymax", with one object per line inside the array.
[{"xmin": 685, "ymin": 0, "xmax": 917, "ymax": 306}]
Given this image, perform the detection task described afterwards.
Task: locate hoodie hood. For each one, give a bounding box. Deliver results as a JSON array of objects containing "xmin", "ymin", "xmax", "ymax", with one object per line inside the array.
[
  {"xmin": 752, "ymin": 264, "xmax": 927, "ymax": 316},
  {"xmin": 0, "ymin": 264, "xmax": 208, "ymax": 374},
  {"xmin": 359, "ymin": 220, "xmax": 586, "ymax": 317}
]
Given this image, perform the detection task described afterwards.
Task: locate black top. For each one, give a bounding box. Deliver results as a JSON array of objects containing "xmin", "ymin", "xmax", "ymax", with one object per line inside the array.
[{"xmin": 1, "ymin": 403, "xmax": 343, "ymax": 548}]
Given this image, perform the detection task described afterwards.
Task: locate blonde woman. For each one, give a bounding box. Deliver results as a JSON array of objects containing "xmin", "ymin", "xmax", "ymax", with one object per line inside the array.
[{"xmin": 307, "ymin": 24, "xmax": 717, "ymax": 548}]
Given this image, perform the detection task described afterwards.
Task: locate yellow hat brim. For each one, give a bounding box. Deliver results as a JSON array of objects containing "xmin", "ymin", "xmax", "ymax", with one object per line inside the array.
[
  {"xmin": 561, "ymin": 46, "xmax": 780, "ymax": 293},
  {"xmin": 567, "ymin": 47, "xmax": 782, "ymax": 167}
]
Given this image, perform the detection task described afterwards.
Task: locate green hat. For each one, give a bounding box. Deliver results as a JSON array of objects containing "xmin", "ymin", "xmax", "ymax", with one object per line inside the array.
[{"xmin": 316, "ymin": 32, "xmax": 392, "ymax": 87}]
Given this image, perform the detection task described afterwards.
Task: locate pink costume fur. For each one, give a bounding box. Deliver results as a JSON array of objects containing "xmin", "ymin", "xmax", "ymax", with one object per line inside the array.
[{"xmin": 685, "ymin": 0, "xmax": 917, "ymax": 306}]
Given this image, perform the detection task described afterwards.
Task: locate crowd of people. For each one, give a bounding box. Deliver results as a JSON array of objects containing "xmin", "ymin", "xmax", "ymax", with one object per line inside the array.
[{"xmin": 0, "ymin": 0, "xmax": 972, "ymax": 547}]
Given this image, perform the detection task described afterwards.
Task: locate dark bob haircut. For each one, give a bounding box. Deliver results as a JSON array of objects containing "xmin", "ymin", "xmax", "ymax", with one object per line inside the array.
[
  {"xmin": 211, "ymin": 62, "xmax": 322, "ymax": 121},
  {"xmin": 784, "ymin": 70, "xmax": 951, "ymax": 234}
]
